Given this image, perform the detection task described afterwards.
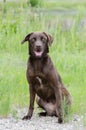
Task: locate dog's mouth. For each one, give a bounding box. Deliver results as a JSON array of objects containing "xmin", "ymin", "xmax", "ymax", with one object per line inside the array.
[{"xmin": 34, "ymin": 50, "xmax": 43, "ymax": 57}]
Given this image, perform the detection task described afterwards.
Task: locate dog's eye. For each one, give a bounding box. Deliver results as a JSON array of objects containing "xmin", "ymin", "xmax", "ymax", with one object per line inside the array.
[
  {"xmin": 41, "ymin": 37, "xmax": 46, "ymax": 43},
  {"xmin": 31, "ymin": 38, "xmax": 36, "ymax": 43}
]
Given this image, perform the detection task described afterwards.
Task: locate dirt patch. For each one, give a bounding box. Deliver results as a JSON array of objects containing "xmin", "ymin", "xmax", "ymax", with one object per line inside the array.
[{"xmin": 0, "ymin": 108, "xmax": 85, "ymax": 130}]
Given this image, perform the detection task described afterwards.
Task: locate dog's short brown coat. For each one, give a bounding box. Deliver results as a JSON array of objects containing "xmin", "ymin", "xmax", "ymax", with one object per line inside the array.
[{"xmin": 21, "ymin": 32, "xmax": 71, "ymax": 123}]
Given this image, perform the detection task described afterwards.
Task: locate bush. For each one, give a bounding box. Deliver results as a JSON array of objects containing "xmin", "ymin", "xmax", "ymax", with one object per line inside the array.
[{"xmin": 29, "ymin": 0, "xmax": 44, "ymax": 7}]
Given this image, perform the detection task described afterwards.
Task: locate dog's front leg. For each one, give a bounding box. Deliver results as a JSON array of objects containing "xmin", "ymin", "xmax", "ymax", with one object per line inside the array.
[
  {"xmin": 54, "ymin": 84, "xmax": 63, "ymax": 123},
  {"xmin": 22, "ymin": 84, "xmax": 35, "ymax": 120}
]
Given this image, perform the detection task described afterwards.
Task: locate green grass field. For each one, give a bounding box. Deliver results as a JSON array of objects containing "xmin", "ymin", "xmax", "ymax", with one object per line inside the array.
[{"xmin": 0, "ymin": 0, "xmax": 86, "ymax": 123}]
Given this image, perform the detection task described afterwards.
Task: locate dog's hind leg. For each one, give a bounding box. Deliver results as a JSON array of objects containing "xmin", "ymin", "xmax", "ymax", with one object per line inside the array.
[{"xmin": 36, "ymin": 95, "xmax": 56, "ymax": 117}]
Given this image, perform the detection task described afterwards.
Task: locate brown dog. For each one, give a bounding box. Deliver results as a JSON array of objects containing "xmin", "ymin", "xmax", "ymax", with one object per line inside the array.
[{"xmin": 21, "ymin": 32, "xmax": 71, "ymax": 123}]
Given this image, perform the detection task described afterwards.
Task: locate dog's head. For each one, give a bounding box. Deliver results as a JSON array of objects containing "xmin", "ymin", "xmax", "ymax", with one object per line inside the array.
[{"xmin": 21, "ymin": 32, "xmax": 53, "ymax": 58}]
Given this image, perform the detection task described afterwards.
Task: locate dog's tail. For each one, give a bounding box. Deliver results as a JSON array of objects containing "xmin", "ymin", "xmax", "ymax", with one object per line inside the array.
[{"xmin": 61, "ymin": 86, "xmax": 72, "ymax": 106}]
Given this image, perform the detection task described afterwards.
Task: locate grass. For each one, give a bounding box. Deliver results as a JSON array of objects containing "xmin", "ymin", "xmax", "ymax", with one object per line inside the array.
[
  {"xmin": 0, "ymin": 0, "xmax": 86, "ymax": 125},
  {"xmin": 44, "ymin": 1, "xmax": 86, "ymax": 10}
]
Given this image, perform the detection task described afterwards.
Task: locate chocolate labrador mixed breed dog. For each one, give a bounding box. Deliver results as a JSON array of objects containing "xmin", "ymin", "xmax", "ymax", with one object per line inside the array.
[{"xmin": 21, "ymin": 32, "xmax": 71, "ymax": 123}]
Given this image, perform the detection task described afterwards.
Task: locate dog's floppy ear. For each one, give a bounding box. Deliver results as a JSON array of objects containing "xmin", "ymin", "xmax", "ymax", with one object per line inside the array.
[
  {"xmin": 21, "ymin": 32, "xmax": 33, "ymax": 44},
  {"xmin": 43, "ymin": 32, "xmax": 53, "ymax": 46}
]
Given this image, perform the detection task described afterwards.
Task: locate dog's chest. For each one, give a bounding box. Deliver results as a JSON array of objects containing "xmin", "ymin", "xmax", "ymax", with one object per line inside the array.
[
  {"xmin": 36, "ymin": 76, "xmax": 43, "ymax": 86},
  {"xmin": 33, "ymin": 76, "xmax": 54, "ymax": 99},
  {"xmin": 34, "ymin": 76, "xmax": 46, "ymax": 89}
]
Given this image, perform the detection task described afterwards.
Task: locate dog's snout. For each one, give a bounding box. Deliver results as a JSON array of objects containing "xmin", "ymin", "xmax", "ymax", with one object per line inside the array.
[
  {"xmin": 36, "ymin": 45, "xmax": 41, "ymax": 49},
  {"xmin": 36, "ymin": 43, "xmax": 41, "ymax": 46},
  {"xmin": 35, "ymin": 42, "xmax": 42, "ymax": 50}
]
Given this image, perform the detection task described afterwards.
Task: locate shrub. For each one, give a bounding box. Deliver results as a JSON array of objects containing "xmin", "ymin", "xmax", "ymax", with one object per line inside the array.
[{"xmin": 29, "ymin": 0, "xmax": 44, "ymax": 7}]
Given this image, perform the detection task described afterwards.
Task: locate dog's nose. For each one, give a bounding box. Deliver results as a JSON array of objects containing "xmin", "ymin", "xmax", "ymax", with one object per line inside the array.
[
  {"xmin": 36, "ymin": 45, "xmax": 42, "ymax": 52},
  {"xmin": 36, "ymin": 42, "xmax": 42, "ymax": 48},
  {"xmin": 36, "ymin": 45, "xmax": 41, "ymax": 48}
]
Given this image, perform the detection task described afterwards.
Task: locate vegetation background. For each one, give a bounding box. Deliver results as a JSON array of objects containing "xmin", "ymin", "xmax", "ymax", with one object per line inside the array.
[{"xmin": 0, "ymin": 0, "xmax": 86, "ymax": 124}]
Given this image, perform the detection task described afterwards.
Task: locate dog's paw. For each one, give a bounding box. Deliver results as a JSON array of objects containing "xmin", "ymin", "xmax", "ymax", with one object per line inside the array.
[
  {"xmin": 22, "ymin": 115, "xmax": 31, "ymax": 120},
  {"xmin": 58, "ymin": 118, "xmax": 63, "ymax": 124},
  {"xmin": 38, "ymin": 112, "xmax": 47, "ymax": 117}
]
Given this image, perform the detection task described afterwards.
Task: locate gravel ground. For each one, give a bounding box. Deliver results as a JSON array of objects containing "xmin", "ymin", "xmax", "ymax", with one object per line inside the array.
[{"xmin": 0, "ymin": 108, "xmax": 85, "ymax": 130}]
